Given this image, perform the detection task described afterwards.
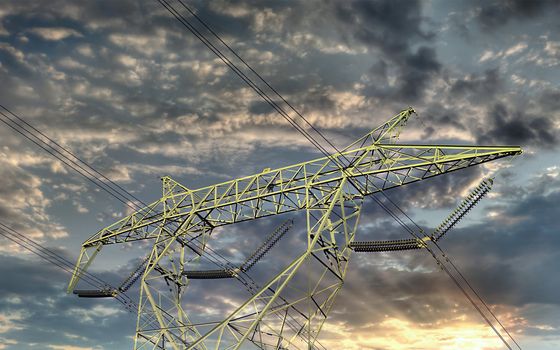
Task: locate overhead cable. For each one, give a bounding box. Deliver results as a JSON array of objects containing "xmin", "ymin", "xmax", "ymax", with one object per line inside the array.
[{"xmin": 156, "ymin": 3, "xmax": 520, "ymax": 348}]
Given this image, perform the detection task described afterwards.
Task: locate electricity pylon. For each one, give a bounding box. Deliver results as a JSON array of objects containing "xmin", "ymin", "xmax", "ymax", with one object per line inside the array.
[{"xmin": 68, "ymin": 108, "xmax": 521, "ymax": 349}]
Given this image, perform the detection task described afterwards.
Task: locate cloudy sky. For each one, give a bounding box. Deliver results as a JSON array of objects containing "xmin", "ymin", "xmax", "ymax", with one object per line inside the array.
[{"xmin": 0, "ymin": 0, "xmax": 559, "ymax": 349}]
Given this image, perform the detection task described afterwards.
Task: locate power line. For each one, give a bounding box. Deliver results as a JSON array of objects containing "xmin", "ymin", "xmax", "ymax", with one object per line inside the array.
[
  {"xmin": 0, "ymin": 6, "xmax": 322, "ymax": 347},
  {"xmin": 0, "ymin": 105, "xmax": 155, "ymax": 313},
  {"xmin": 0, "ymin": 105, "xmax": 142, "ymax": 212},
  {"xmin": 1, "ymin": 102, "xmax": 318, "ymax": 345},
  {"xmin": 0, "ymin": 222, "xmax": 138, "ymax": 313},
  {"xmin": 0, "ymin": 105, "xmax": 145, "ymax": 205},
  {"xmin": 0, "ymin": 222, "xmax": 107, "ymax": 287},
  {"xmin": 1, "ymin": 102, "xmax": 313, "ymax": 340},
  {"xmin": 0, "ymin": 105, "xmax": 241, "ymax": 272},
  {"xmin": 157, "ymin": 2, "xmax": 520, "ymax": 348},
  {"xmin": 156, "ymin": 0, "xmax": 335, "ymax": 159},
  {"xmin": 1, "ymin": 103, "xmax": 273, "ymax": 284},
  {"xmin": 0, "ymin": 2, "xmax": 520, "ymax": 348}
]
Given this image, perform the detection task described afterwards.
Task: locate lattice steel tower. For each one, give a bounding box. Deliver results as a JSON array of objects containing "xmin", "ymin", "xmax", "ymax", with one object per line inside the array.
[{"xmin": 68, "ymin": 108, "xmax": 521, "ymax": 349}]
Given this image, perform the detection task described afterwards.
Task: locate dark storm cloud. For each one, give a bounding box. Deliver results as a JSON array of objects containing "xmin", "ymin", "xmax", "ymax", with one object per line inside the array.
[
  {"xmin": 333, "ymin": 0, "xmax": 431, "ymax": 56},
  {"xmin": 539, "ymin": 88, "xmax": 560, "ymax": 113},
  {"xmin": 475, "ymin": 0, "xmax": 560, "ymax": 31},
  {"xmin": 477, "ymin": 103, "xmax": 558, "ymax": 148},
  {"xmin": 420, "ymin": 103, "xmax": 468, "ymax": 140},
  {"xmin": 396, "ymin": 46, "xmax": 441, "ymax": 102},
  {"xmin": 450, "ymin": 68, "xmax": 502, "ymax": 103},
  {"xmin": 362, "ymin": 46, "xmax": 441, "ymax": 104},
  {"xmin": 330, "ymin": 0, "xmax": 441, "ymax": 103},
  {"xmin": 332, "ymin": 255, "xmax": 462, "ymax": 326}
]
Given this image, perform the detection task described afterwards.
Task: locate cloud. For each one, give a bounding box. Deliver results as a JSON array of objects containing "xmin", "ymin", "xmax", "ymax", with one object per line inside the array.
[
  {"xmin": 450, "ymin": 69, "xmax": 502, "ymax": 103},
  {"xmin": 0, "ymin": 253, "xmax": 135, "ymax": 349},
  {"xmin": 544, "ymin": 41, "xmax": 560, "ymax": 57},
  {"xmin": 66, "ymin": 305, "xmax": 123, "ymax": 324},
  {"xmin": 475, "ymin": 0, "xmax": 560, "ymax": 30},
  {"xmin": 333, "ymin": 0, "xmax": 432, "ymax": 55},
  {"xmin": 28, "ymin": 27, "xmax": 82, "ymax": 41},
  {"xmin": 476, "ymin": 103, "xmax": 558, "ymax": 148},
  {"xmin": 327, "ymin": 1, "xmax": 441, "ymax": 104},
  {"xmin": 0, "ymin": 0, "xmax": 559, "ymax": 348},
  {"xmin": 323, "ymin": 170, "xmax": 560, "ymax": 348},
  {"xmin": 539, "ymin": 89, "xmax": 560, "ymax": 113},
  {"xmin": 504, "ymin": 42, "xmax": 528, "ymax": 57},
  {"xmin": 0, "ymin": 310, "xmax": 25, "ymax": 334},
  {"xmin": 0, "ymin": 149, "xmax": 69, "ymax": 245},
  {"xmin": 48, "ymin": 346, "xmax": 98, "ymax": 350},
  {"xmin": 321, "ymin": 317, "xmax": 507, "ymax": 350},
  {"xmin": 478, "ymin": 43, "xmax": 528, "ymax": 62}
]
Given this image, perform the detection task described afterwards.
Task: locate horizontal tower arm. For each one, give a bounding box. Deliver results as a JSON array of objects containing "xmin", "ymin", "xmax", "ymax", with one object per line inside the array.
[{"xmin": 82, "ymin": 144, "xmax": 521, "ymax": 247}]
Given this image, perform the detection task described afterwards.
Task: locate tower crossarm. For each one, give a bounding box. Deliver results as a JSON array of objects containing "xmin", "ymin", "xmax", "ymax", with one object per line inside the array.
[{"xmin": 82, "ymin": 144, "xmax": 521, "ymax": 248}]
